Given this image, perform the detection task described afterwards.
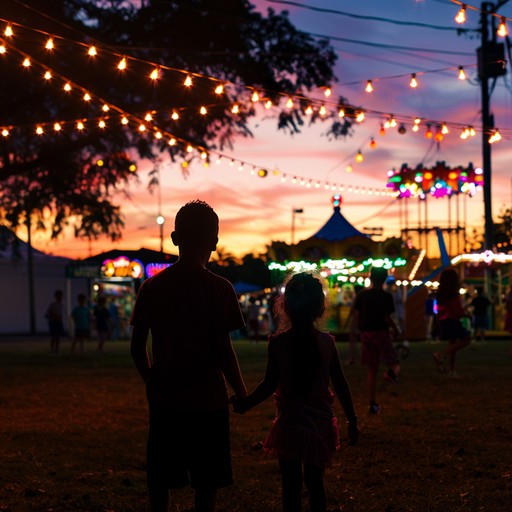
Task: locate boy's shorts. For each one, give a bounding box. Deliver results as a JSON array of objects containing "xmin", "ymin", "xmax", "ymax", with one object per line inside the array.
[
  {"xmin": 360, "ymin": 330, "xmax": 399, "ymax": 368},
  {"xmin": 147, "ymin": 407, "xmax": 232, "ymax": 490}
]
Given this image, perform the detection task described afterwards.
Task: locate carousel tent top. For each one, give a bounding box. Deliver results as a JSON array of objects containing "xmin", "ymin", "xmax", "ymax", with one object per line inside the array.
[{"xmin": 309, "ymin": 205, "xmax": 368, "ymax": 242}]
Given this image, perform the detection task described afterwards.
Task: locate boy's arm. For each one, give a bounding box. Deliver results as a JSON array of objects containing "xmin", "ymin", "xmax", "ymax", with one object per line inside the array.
[
  {"xmin": 216, "ymin": 332, "xmax": 248, "ymax": 398},
  {"xmin": 130, "ymin": 323, "xmax": 151, "ymax": 383},
  {"xmin": 385, "ymin": 314, "xmax": 401, "ymax": 339}
]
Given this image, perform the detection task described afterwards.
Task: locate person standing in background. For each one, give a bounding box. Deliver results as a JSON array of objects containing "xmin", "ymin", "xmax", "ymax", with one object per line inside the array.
[
  {"xmin": 71, "ymin": 293, "xmax": 90, "ymax": 354},
  {"xmin": 46, "ymin": 290, "xmax": 64, "ymax": 354}
]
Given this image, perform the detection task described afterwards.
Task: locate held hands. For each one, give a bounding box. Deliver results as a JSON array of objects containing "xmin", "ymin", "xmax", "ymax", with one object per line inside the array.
[{"xmin": 230, "ymin": 394, "xmax": 250, "ymax": 414}]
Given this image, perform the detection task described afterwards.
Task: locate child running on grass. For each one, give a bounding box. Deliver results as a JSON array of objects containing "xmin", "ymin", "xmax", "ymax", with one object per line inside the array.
[
  {"xmin": 352, "ymin": 266, "xmax": 401, "ymax": 415},
  {"xmin": 233, "ymin": 272, "xmax": 358, "ymax": 512},
  {"xmin": 432, "ymin": 268, "xmax": 470, "ymax": 376},
  {"xmin": 130, "ymin": 200, "xmax": 247, "ymax": 512}
]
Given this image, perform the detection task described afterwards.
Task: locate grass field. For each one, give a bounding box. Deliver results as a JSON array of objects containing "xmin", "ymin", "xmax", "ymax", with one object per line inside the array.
[{"xmin": 1, "ymin": 337, "xmax": 511, "ymax": 512}]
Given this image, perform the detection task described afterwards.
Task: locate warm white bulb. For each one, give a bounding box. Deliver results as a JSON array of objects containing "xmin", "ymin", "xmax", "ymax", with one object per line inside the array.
[
  {"xmin": 4, "ymin": 25, "xmax": 13, "ymax": 37},
  {"xmin": 184, "ymin": 75, "xmax": 193, "ymax": 87},
  {"xmin": 455, "ymin": 5, "xmax": 466, "ymax": 24},
  {"xmin": 88, "ymin": 45, "xmax": 97, "ymax": 57},
  {"xmin": 44, "ymin": 71, "xmax": 52, "ymax": 80},
  {"xmin": 22, "ymin": 57, "xmax": 31, "ymax": 67},
  {"xmin": 214, "ymin": 84, "xmax": 224, "ymax": 94},
  {"xmin": 200, "ymin": 106, "xmax": 207, "ymax": 115},
  {"xmin": 118, "ymin": 57, "xmax": 127, "ymax": 70},
  {"xmin": 150, "ymin": 68, "xmax": 159, "ymax": 80},
  {"xmin": 45, "ymin": 38, "xmax": 54, "ymax": 50},
  {"xmin": 121, "ymin": 116, "xmax": 129, "ymax": 125},
  {"xmin": 497, "ymin": 18, "xmax": 508, "ymax": 37},
  {"xmin": 410, "ymin": 74, "xmax": 418, "ymax": 88},
  {"xmin": 365, "ymin": 80, "xmax": 373, "ymax": 93},
  {"xmin": 231, "ymin": 104, "xmax": 239, "ymax": 114},
  {"xmin": 458, "ymin": 66, "xmax": 466, "ymax": 80},
  {"xmin": 63, "ymin": 83, "xmax": 72, "ymax": 92}
]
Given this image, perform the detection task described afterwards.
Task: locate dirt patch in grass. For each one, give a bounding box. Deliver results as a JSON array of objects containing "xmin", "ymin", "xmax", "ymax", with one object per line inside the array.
[{"xmin": 1, "ymin": 339, "xmax": 511, "ymax": 511}]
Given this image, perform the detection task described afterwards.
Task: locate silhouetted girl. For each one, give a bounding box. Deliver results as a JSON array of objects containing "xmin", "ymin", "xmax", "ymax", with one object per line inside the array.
[
  {"xmin": 233, "ymin": 272, "xmax": 358, "ymax": 512},
  {"xmin": 433, "ymin": 268, "xmax": 470, "ymax": 375}
]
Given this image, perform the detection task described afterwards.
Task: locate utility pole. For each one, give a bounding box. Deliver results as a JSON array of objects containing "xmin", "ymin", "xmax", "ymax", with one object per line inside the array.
[
  {"xmin": 291, "ymin": 208, "xmax": 303, "ymax": 245},
  {"xmin": 476, "ymin": 0, "xmax": 509, "ymax": 324},
  {"xmin": 477, "ymin": 1, "xmax": 508, "ymax": 250}
]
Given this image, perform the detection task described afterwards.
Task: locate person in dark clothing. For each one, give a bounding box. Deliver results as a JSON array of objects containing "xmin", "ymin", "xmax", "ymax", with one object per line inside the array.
[
  {"xmin": 352, "ymin": 267, "xmax": 401, "ymax": 415},
  {"xmin": 470, "ymin": 287, "xmax": 491, "ymax": 342}
]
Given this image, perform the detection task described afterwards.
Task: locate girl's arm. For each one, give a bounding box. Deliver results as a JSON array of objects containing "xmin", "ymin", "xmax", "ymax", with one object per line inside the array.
[
  {"xmin": 233, "ymin": 342, "xmax": 279, "ymax": 413},
  {"xmin": 330, "ymin": 350, "xmax": 358, "ymax": 423}
]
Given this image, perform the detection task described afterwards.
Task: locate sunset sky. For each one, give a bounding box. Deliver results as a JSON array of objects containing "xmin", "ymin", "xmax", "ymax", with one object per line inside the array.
[{"xmin": 26, "ymin": 0, "xmax": 512, "ymax": 260}]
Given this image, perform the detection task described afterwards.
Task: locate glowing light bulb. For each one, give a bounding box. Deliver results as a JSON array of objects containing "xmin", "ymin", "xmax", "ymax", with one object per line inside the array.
[
  {"xmin": 2, "ymin": 129, "xmax": 9, "ymax": 137},
  {"xmin": 184, "ymin": 75, "xmax": 193, "ymax": 87},
  {"xmin": 356, "ymin": 111, "xmax": 365, "ymax": 123},
  {"xmin": 83, "ymin": 93, "xmax": 91, "ymax": 101},
  {"xmin": 365, "ymin": 80, "xmax": 373, "ymax": 93},
  {"xmin": 63, "ymin": 83, "xmax": 71, "ymax": 92},
  {"xmin": 102, "ymin": 104, "xmax": 110, "ymax": 112},
  {"xmin": 138, "ymin": 123, "xmax": 146, "ymax": 132},
  {"xmin": 45, "ymin": 38, "xmax": 54, "ymax": 50},
  {"xmin": 22, "ymin": 58, "xmax": 31, "ymax": 67},
  {"xmin": 251, "ymin": 91, "xmax": 260, "ymax": 102},
  {"xmin": 489, "ymin": 129, "xmax": 502, "ymax": 143},
  {"xmin": 76, "ymin": 121, "xmax": 84, "ymax": 131},
  {"xmin": 409, "ymin": 73, "xmax": 418, "ymax": 88},
  {"xmin": 425, "ymin": 125, "xmax": 433, "ymax": 139},
  {"xmin": 458, "ymin": 66, "xmax": 466, "ymax": 80},
  {"xmin": 441, "ymin": 123, "xmax": 449, "ymax": 135},
  {"xmin": 88, "ymin": 45, "xmax": 97, "ymax": 57},
  {"xmin": 98, "ymin": 120, "xmax": 106, "ymax": 129},
  {"xmin": 338, "ymin": 108, "xmax": 345, "ymax": 118},
  {"xmin": 155, "ymin": 131, "xmax": 162, "ymax": 139},
  {"xmin": 412, "ymin": 124, "xmax": 419, "ymax": 132},
  {"xmin": 4, "ymin": 25, "xmax": 13, "ymax": 37},
  {"xmin": 44, "ymin": 71, "xmax": 52, "ymax": 80},
  {"xmin": 53, "ymin": 122, "xmax": 61, "ymax": 132},
  {"xmin": 118, "ymin": 57, "xmax": 127, "ymax": 70},
  {"xmin": 319, "ymin": 105, "xmax": 327, "ymax": 116},
  {"xmin": 455, "ymin": 4, "xmax": 466, "ymax": 24},
  {"xmin": 324, "ymin": 87, "xmax": 331, "ymax": 97},
  {"xmin": 231, "ymin": 104, "xmax": 239, "ymax": 114},
  {"xmin": 171, "ymin": 111, "xmax": 179, "ymax": 120},
  {"xmin": 36, "ymin": 126, "xmax": 43, "ymax": 135},
  {"xmin": 305, "ymin": 105, "xmax": 313, "ymax": 115},
  {"xmin": 434, "ymin": 131, "xmax": 444, "ymax": 142},
  {"xmin": 200, "ymin": 106, "xmax": 207, "ymax": 115},
  {"xmin": 265, "ymin": 100, "xmax": 272, "ymax": 109},
  {"xmin": 144, "ymin": 112, "xmax": 152, "ymax": 122},
  {"xmin": 150, "ymin": 68, "xmax": 159, "ymax": 80},
  {"xmin": 0, "ymin": 45, "xmax": 6, "ymax": 54},
  {"xmin": 469, "ymin": 126, "xmax": 476, "ymax": 137},
  {"xmin": 390, "ymin": 116, "xmax": 397, "ymax": 128},
  {"xmin": 355, "ymin": 151, "xmax": 364, "ymax": 163},
  {"xmin": 186, "ymin": 145, "xmax": 193, "ymax": 153},
  {"xmin": 460, "ymin": 128, "xmax": 469, "ymax": 140},
  {"xmin": 370, "ymin": 138, "xmax": 377, "ymax": 149},
  {"xmin": 121, "ymin": 116, "xmax": 129, "ymax": 125},
  {"xmin": 286, "ymin": 97, "xmax": 294, "ymax": 108},
  {"xmin": 379, "ymin": 124, "xmax": 386, "ymax": 136},
  {"xmin": 201, "ymin": 151, "xmax": 208, "ymax": 160},
  {"xmin": 214, "ymin": 84, "xmax": 224, "ymax": 94},
  {"xmin": 497, "ymin": 17, "xmax": 508, "ymax": 37},
  {"xmin": 168, "ymin": 138, "xmax": 176, "ymax": 146}
]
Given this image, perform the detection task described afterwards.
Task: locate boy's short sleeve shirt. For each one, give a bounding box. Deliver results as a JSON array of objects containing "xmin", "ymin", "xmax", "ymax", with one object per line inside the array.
[
  {"xmin": 130, "ymin": 265, "xmax": 245, "ymax": 411},
  {"xmin": 354, "ymin": 288, "xmax": 394, "ymax": 331}
]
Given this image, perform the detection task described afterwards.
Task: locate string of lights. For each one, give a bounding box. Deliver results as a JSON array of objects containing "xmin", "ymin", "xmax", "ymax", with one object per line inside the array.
[
  {"xmin": 0, "ymin": 15, "xmax": 493, "ymax": 108},
  {"xmin": 2, "ymin": 30, "xmax": 508, "ymax": 142},
  {"xmin": 0, "ymin": 37, "xmax": 399, "ymax": 197}
]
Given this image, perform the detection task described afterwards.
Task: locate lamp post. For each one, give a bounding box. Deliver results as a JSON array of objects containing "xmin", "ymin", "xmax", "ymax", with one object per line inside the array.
[
  {"xmin": 291, "ymin": 208, "xmax": 304, "ymax": 245},
  {"xmin": 156, "ymin": 214, "xmax": 165, "ymax": 252}
]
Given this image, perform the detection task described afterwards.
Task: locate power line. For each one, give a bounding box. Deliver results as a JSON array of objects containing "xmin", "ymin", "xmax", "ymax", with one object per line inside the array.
[{"xmin": 266, "ymin": 0, "xmax": 472, "ymax": 32}]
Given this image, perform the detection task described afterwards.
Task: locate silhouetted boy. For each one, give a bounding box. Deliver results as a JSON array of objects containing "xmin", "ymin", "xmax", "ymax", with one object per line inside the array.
[
  {"xmin": 353, "ymin": 266, "xmax": 401, "ymax": 414},
  {"xmin": 130, "ymin": 200, "xmax": 247, "ymax": 512}
]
